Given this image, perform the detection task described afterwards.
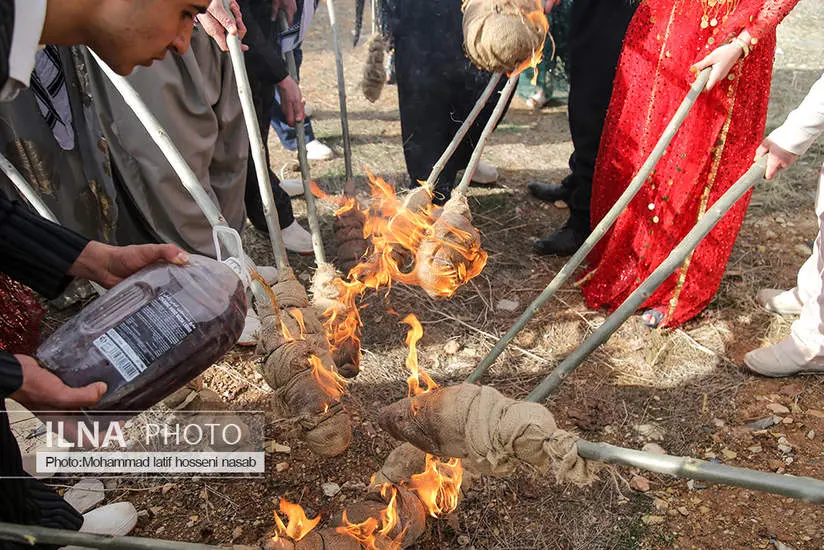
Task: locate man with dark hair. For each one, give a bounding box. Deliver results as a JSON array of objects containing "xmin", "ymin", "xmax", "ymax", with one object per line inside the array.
[{"xmin": 0, "ymin": 0, "xmax": 205, "ymax": 544}]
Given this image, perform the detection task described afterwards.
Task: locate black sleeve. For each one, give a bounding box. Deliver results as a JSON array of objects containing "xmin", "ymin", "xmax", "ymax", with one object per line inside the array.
[
  {"xmin": 0, "ymin": 352, "xmax": 22, "ymax": 399},
  {"xmin": 0, "ymin": 0, "xmax": 13, "ymax": 92},
  {"xmin": 0, "ymin": 196, "xmax": 90, "ymax": 299},
  {"xmin": 239, "ymin": 0, "xmax": 289, "ymax": 85}
]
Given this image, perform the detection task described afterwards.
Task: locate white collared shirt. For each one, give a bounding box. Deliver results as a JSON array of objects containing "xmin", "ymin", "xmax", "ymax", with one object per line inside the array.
[
  {"xmin": 768, "ymin": 73, "xmax": 824, "ymax": 158},
  {"xmin": 1, "ymin": 0, "xmax": 48, "ymax": 102}
]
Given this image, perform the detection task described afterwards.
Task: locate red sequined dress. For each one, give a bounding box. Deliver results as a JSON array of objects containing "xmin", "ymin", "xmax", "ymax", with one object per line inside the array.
[
  {"xmin": 0, "ymin": 276, "xmax": 43, "ymax": 355},
  {"xmin": 579, "ymin": 0, "xmax": 800, "ymax": 327}
]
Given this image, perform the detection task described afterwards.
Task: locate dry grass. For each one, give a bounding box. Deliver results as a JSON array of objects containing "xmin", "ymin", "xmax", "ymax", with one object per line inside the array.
[{"xmin": 25, "ymin": 0, "xmax": 824, "ymax": 548}]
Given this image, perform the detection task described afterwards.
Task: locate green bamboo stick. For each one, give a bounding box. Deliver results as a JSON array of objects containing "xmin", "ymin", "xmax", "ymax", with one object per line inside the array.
[
  {"xmin": 89, "ymin": 51, "xmax": 241, "ymax": 261},
  {"xmin": 222, "ymin": 1, "xmax": 290, "ymax": 271},
  {"xmin": 468, "ymin": 67, "xmax": 712, "ymax": 382},
  {"xmin": 423, "ymin": 73, "xmax": 503, "ymax": 191},
  {"xmin": 574, "ymin": 440, "xmax": 824, "ymax": 503},
  {"xmin": 323, "ymin": 0, "xmax": 354, "ymax": 188},
  {"xmin": 279, "ymin": 12, "xmax": 327, "ymax": 267},
  {"xmin": 0, "ymin": 522, "xmax": 223, "ymax": 550},
  {"xmin": 0, "ymin": 152, "xmax": 58, "ymax": 223},
  {"xmin": 89, "ymin": 51, "xmax": 228, "ymax": 233},
  {"xmin": 0, "ymin": 152, "xmax": 106, "ymax": 295},
  {"xmin": 453, "ymin": 73, "xmax": 519, "ymax": 198},
  {"xmin": 525, "ymin": 157, "xmax": 766, "ymax": 402}
]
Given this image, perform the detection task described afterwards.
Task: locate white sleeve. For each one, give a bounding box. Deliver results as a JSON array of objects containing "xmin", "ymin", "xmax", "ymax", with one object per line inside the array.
[
  {"xmin": 1, "ymin": 0, "xmax": 47, "ymax": 102},
  {"xmin": 768, "ymin": 73, "xmax": 824, "ymax": 157}
]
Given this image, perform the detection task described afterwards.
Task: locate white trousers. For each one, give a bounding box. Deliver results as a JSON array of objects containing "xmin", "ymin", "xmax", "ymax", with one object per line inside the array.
[{"xmin": 792, "ymin": 166, "xmax": 824, "ymax": 360}]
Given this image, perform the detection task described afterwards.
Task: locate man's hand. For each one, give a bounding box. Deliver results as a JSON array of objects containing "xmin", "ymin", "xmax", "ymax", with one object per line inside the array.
[
  {"xmin": 69, "ymin": 242, "xmax": 189, "ymax": 289},
  {"xmin": 544, "ymin": 0, "xmax": 561, "ymax": 14},
  {"xmin": 10, "ymin": 355, "xmax": 106, "ymax": 411},
  {"xmin": 755, "ymin": 138, "xmax": 799, "ymax": 180},
  {"xmin": 277, "ymin": 76, "xmax": 305, "ymax": 127},
  {"xmin": 272, "ymin": 0, "xmax": 298, "ymax": 25},
  {"xmin": 198, "ymin": 0, "xmax": 249, "ymax": 52}
]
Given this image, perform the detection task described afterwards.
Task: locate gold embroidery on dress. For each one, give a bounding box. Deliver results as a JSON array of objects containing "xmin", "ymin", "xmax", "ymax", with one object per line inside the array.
[
  {"xmin": 700, "ymin": 0, "xmax": 741, "ymax": 29},
  {"xmin": 642, "ymin": 2, "xmax": 679, "ymax": 153},
  {"xmin": 665, "ymin": 59, "xmax": 743, "ymax": 320}
]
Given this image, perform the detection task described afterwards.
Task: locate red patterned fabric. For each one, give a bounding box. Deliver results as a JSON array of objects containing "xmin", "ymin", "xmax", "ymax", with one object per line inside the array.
[
  {"xmin": 0, "ymin": 274, "xmax": 43, "ymax": 355},
  {"xmin": 580, "ymin": 0, "xmax": 799, "ymax": 327}
]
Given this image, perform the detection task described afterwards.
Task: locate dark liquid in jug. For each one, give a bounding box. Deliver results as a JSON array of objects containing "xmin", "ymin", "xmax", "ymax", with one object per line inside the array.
[{"xmin": 37, "ymin": 255, "xmax": 247, "ymax": 411}]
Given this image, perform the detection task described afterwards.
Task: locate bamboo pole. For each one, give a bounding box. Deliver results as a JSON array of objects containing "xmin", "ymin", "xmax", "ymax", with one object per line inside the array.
[
  {"xmin": 89, "ymin": 52, "xmax": 227, "ymax": 232},
  {"xmin": 278, "ymin": 12, "xmax": 327, "ymax": 267},
  {"xmin": 323, "ymin": 0, "xmax": 354, "ymax": 189},
  {"xmin": 573, "ymin": 440, "xmax": 824, "ymax": 503},
  {"xmin": 468, "ymin": 67, "xmax": 712, "ymax": 382},
  {"xmin": 452, "ymin": 73, "xmax": 519, "ymax": 198},
  {"xmin": 0, "ymin": 522, "xmax": 224, "ymax": 550},
  {"xmin": 525, "ymin": 158, "xmax": 766, "ymax": 402},
  {"xmin": 0, "ymin": 152, "xmax": 58, "ymax": 223},
  {"xmin": 423, "ymin": 73, "xmax": 503, "ymax": 191},
  {"xmin": 88, "ymin": 51, "xmax": 242, "ymax": 260},
  {"xmin": 222, "ymin": 1, "xmax": 290, "ymax": 270},
  {"xmin": 0, "ymin": 152, "xmax": 108, "ymax": 296}
]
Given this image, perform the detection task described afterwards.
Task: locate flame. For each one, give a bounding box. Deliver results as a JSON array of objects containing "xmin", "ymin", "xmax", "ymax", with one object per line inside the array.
[
  {"xmin": 510, "ymin": 1, "xmax": 550, "ymax": 77},
  {"xmin": 312, "ymin": 171, "xmax": 487, "ymax": 303},
  {"xmin": 273, "ymin": 498, "xmax": 320, "ymax": 542},
  {"xmin": 406, "ymin": 455, "xmax": 463, "ymax": 518},
  {"xmin": 310, "ymin": 180, "xmax": 359, "ymax": 217},
  {"xmin": 320, "ymin": 276, "xmax": 364, "ymax": 362},
  {"xmin": 280, "ymin": 319, "xmax": 295, "ymax": 342},
  {"xmin": 335, "ymin": 484, "xmax": 403, "ymax": 550},
  {"xmin": 288, "ymin": 308, "xmax": 307, "ymax": 338},
  {"xmin": 401, "ymin": 314, "xmax": 438, "ymax": 399},
  {"xmin": 308, "ymin": 354, "xmax": 345, "ymax": 403}
]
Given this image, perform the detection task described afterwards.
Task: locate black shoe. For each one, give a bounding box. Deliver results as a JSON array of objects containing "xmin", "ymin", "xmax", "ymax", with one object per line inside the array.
[
  {"xmin": 533, "ymin": 225, "xmax": 588, "ymax": 256},
  {"xmin": 528, "ymin": 181, "xmax": 569, "ymax": 203}
]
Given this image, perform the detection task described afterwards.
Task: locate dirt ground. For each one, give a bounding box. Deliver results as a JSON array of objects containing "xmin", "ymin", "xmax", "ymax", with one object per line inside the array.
[{"xmin": 20, "ymin": 1, "xmax": 824, "ymax": 549}]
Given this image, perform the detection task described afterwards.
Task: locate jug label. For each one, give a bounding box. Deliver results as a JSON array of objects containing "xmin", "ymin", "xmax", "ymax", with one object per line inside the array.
[{"xmin": 92, "ymin": 292, "xmax": 196, "ymax": 381}]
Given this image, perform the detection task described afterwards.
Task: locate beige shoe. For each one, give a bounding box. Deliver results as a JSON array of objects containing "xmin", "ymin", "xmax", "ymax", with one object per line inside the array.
[
  {"xmin": 237, "ymin": 309, "xmax": 261, "ymax": 346},
  {"xmin": 282, "ymin": 220, "xmax": 314, "ymax": 255},
  {"xmin": 80, "ymin": 502, "xmax": 138, "ymax": 536},
  {"xmin": 471, "ymin": 160, "xmax": 498, "ymax": 185},
  {"xmin": 243, "ymin": 258, "xmax": 278, "ymax": 285},
  {"xmin": 744, "ymin": 336, "xmax": 824, "ymax": 377},
  {"xmin": 756, "ymin": 288, "xmax": 804, "ymax": 315},
  {"xmin": 280, "ymin": 178, "xmax": 304, "ymax": 198}
]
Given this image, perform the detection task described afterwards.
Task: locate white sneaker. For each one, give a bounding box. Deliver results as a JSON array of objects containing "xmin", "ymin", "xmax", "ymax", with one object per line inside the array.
[
  {"xmin": 471, "ymin": 160, "xmax": 498, "ymax": 185},
  {"xmin": 80, "ymin": 502, "xmax": 138, "ymax": 536},
  {"xmin": 243, "ymin": 258, "xmax": 278, "ymax": 285},
  {"xmin": 282, "ymin": 220, "xmax": 314, "ymax": 255},
  {"xmin": 280, "ymin": 178, "xmax": 304, "ymax": 197},
  {"xmin": 60, "ymin": 503, "xmax": 138, "ymax": 548},
  {"xmin": 305, "ymin": 139, "xmax": 334, "ymax": 161},
  {"xmin": 756, "ymin": 288, "xmax": 804, "ymax": 315},
  {"xmin": 255, "ymin": 266, "xmax": 279, "ymax": 285},
  {"xmin": 744, "ymin": 336, "xmax": 824, "ymax": 378},
  {"xmin": 238, "ymin": 309, "xmax": 261, "ymax": 346}
]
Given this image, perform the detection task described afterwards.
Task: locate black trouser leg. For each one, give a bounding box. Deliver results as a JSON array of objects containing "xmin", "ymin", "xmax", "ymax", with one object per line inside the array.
[
  {"xmin": 565, "ymin": 0, "xmax": 637, "ymax": 230},
  {"xmin": 0, "ymin": 404, "xmax": 83, "ymax": 550},
  {"xmin": 245, "ymin": 79, "xmax": 295, "ymax": 232},
  {"xmin": 395, "ymin": 37, "xmax": 506, "ymax": 204},
  {"xmin": 395, "ymin": 34, "xmax": 458, "ymax": 203}
]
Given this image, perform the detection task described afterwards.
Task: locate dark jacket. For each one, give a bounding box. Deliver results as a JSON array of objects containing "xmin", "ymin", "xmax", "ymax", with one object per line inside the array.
[
  {"xmin": 238, "ymin": 0, "xmax": 289, "ymax": 85},
  {"xmin": 0, "ymin": 194, "xmax": 89, "ymax": 397}
]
